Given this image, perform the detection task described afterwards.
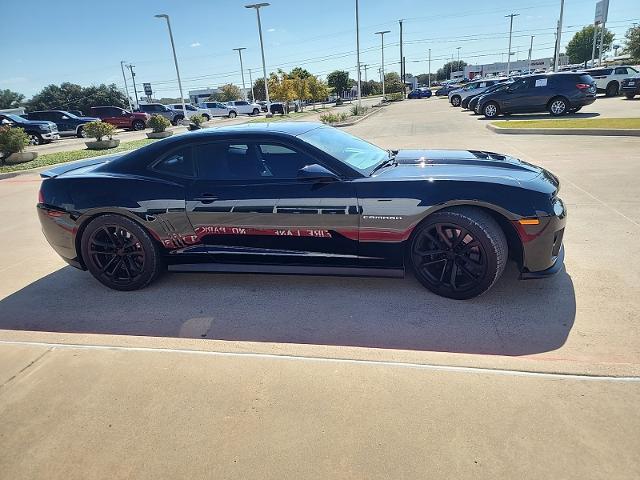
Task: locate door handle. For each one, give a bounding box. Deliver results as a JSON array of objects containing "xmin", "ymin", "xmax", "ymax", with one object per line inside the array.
[{"xmin": 195, "ymin": 193, "xmax": 218, "ymax": 204}]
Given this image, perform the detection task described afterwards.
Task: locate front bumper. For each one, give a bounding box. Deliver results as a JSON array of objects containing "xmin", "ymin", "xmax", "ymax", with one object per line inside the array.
[
  {"xmin": 521, "ymin": 245, "xmax": 564, "ymax": 279},
  {"xmin": 42, "ymin": 131, "xmax": 60, "ymax": 140}
]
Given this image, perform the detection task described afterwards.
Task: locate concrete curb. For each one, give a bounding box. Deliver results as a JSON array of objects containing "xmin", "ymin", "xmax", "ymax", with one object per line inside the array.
[
  {"xmin": 332, "ymin": 106, "xmax": 385, "ymax": 127},
  {"xmin": 487, "ymin": 123, "xmax": 640, "ymax": 136}
]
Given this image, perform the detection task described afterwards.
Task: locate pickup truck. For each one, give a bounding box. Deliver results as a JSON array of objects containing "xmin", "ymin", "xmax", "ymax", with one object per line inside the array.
[
  {"xmin": 0, "ymin": 113, "xmax": 59, "ymax": 145},
  {"xmin": 585, "ymin": 65, "xmax": 639, "ymax": 96},
  {"xmin": 137, "ymin": 103, "xmax": 185, "ymax": 125},
  {"xmin": 25, "ymin": 110, "xmax": 99, "ymax": 138},
  {"xmin": 89, "ymin": 106, "xmax": 150, "ymax": 130}
]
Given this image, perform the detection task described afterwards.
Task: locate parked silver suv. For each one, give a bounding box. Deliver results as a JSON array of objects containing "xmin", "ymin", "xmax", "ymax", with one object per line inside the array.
[
  {"xmin": 137, "ymin": 103, "xmax": 185, "ymax": 125},
  {"xmin": 448, "ymin": 79, "xmax": 507, "ymax": 107}
]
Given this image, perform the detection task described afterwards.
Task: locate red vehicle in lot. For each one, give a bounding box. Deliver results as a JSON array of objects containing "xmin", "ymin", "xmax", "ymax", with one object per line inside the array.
[{"xmin": 89, "ymin": 106, "xmax": 149, "ymax": 131}]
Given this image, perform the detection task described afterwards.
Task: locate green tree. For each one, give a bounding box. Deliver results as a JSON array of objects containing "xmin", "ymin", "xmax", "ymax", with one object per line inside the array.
[
  {"xmin": 361, "ymin": 80, "xmax": 382, "ymax": 96},
  {"xmin": 306, "ymin": 76, "xmax": 329, "ymax": 106},
  {"xmin": 209, "ymin": 83, "xmax": 242, "ymax": 102},
  {"xmin": 566, "ymin": 25, "xmax": 614, "ymax": 65},
  {"xmin": 291, "ymin": 75, "xmax": 309, "ymax": 111},
  {"xmin": 289, "ymin": 67, "xmax": 312, "ymax": 79},
  {"xmin": 383, "ymin": 72, "xmax": 404, "ymax": 94},
  {"xmin": 251, "ymin": 78, "xmax": 266, "ymax": 101},
  {"xmin": 436, "ymin": 61, "xmax": 467, "ymax": 81},
  {"xmin": 327, "ymin": 70, "xmax": 352, "ymax": 97},
  {"xmin": 415, "ymin": 73, "xmax": 431, "ymax": 85},
  {"xmin": 0, "ymin": 89, "xmax": 25, "ymax": 109},
  {"xmin": 624, "ymin": 24, "xmax": 640, "ymax": 61},
  {"xmin": 26, "ymin": 83, "xmax": 127, "ymax": 115},
  {"xmin": 269, "ymin": 70, "xmax": 295, "ymax": 109}
]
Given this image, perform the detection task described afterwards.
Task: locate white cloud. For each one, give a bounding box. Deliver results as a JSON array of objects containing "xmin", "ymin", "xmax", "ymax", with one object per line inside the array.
[
  {"xmin": 267, "ymin": 28, "xmax": 276, "ymax": 32},
  {"xmin": 190, "ymin": 42, "xmax": 201, "ymax": 48}
]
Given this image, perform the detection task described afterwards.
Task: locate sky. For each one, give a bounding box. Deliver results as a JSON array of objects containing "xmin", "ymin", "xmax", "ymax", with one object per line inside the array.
[{"xmin": 1, "ymin": 0, "xmax": 638, "ymax": 99}]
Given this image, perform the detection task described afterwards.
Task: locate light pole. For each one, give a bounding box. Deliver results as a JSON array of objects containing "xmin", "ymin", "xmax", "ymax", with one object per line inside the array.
[
  {"xmin": 120, "ymin": 61, "xmax": 133, "ymax": 111},
  {"xmin": 553, "ymin": 0, "xmax": 565, "ymax": 72},
  {"xmin": 154, "ymin": 14, "xmax": 187, "ymax": 119},
  {"xmin": 505, "ymin": 13, "xmax": 519, "ymax": 76},
  {"xmin": 456, "ymin": 46, "xmax": 461, "ymax": 64},
  {"xmin": 362, "ymin": 64, "xmax": 368, "ymax": 82},
  {"xmin": 248, "ymin": 68, "xmax": 255, "ymax": 102},
  {"xmin": 245, "ymin": 3, "xmax": 272, "ymax": 116},
  {"xmin": 527, "ymin": 36, "xmax": 535, "ymax": 72},
  {"xmin": 591, "ymin": 23, "xmax": 600, "ymax": 67},
  {"xmin": 399, "ymin": 19, "xmax": 404, "ymax": 97},
  {"xmin": 126, "ymin": 64, "xmax": 139, "ymax": 108},
  {"xmin": 355, "ymin": 0, "xmax": 362, "ymax": 107},
  {"xmin": 375, "ymin": 30, "xmax": 390, "ymax": 99},
  {"xmin": 428, "ymin": 48, "xmax": 431, "ymax": 88},
  {"xmin": 233, "ymin": 47, "xmax": 247, "ymax": 99}
]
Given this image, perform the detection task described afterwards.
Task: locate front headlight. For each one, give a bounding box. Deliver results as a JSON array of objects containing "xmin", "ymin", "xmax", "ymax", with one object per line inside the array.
[{"xmin": 39, "ymin": 124, "xmax": 50, "ymax": 131}]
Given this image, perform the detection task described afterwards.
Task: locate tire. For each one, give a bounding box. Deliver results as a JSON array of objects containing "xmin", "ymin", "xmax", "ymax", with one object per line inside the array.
[
  {"xmin": 28, "ymin": 133, "xmax": 43, "ymax": 145},
  {"xmin": 172, "ymin": 115, "xmax": 184, "ymax": 126},
  {"xmin": 132, "ymin": 120, "xmax": 145, "ymax": 131},
  {"xmin": 605, "ymin": 81, "xmax": 619, "ymax": 97},
  {"xmin": 76, "ymin": 126, "xmax": 86, "ymax": 138},
  {"xmin": 625, "ymin": 93, "xmax": 636, "ymax": 99},
  {"xmin": 228, "ymin": 111, "xmax": 237, "ymax": 118},
  {"xmin": 451, "ymin": 95, "xmax": 461, "ymax": 107},
  {"xmin": 202, "ymin": 114, "xmax": 210, "ymax": 121},
  {"xmin": 409, "ymin": 207, "xmax": 507, "ymax": 300},
  {"xmin": 548, "ymin": 97, "xmax": 569, "ymax": 116},
  {"xmin": 81, "ymin": 214, "xmax": 163, "ymax": 291},
  {"xmin": 252, "ymin": 108, "xmax": 260, "ymax": 115},
  {"xmin": 482, "ymin": 102, "xmax": 499, "ymax": 118}
]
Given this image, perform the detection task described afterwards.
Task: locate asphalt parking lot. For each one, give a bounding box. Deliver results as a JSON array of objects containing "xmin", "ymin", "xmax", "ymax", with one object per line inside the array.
[{"xmin": 1, "ymin": 96, "xmax": 639, "ymax": 479}]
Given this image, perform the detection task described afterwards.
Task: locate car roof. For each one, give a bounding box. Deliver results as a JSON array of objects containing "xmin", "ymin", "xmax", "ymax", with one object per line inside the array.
[{"xmin": 191, "ymin": 121, "xmax": 322, "ymax": 137}]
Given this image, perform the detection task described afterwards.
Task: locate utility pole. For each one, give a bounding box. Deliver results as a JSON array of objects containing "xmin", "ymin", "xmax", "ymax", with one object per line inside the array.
[
  {"xmin": 154, "ymin": 14, "xmax": 187, "ymax": 118},
  {"xmin": 233, "ymin": 47, "xmax": 247, "ymax": 99},
  {"xmin": 399, "ymin": 19, "xmax": 404, "ymax": 97},
  {"xmin": 553, "ymin": 0, "xmax": 565, "ymax": 71},
  {"xmin": 248, "ymin": 68, "xmax": 255, "ymax": 101},
  {"xmin": 120, "ymin": 61, "xmax": 133, "ymax": 111},
  {"xmin": 428, "ymin": 48, "xmax": 431, "ymax": 87},
  {"xmin": 245, "ymin": 3, "xmax": 271, "ymax": 116},
  {"xmin": 375, "ymin": 30, "xmax": 390, "ymax": 99},
  {"xmin": 126, "ymin": 64, "xmax": 139, "ymax": 108},
  {"xmin": 505, "ymin": 13, "xmax": 519, "ymax": 76},
  {"xmin": 527, "ymin": 36, "xmax": 535, "ymax": 72},
  {"xmin": 362, "ymin": 64, "xmax": 368, "ymax": 82},
  {"xmin": 355, "ymin": 0, "xmax": 362, "ymax": 107},
  {"xmin": 598, "ymin": 20, "xmax": 606, "ymax": 65},
  {"xmin": 591, "ymin": 23, "xmax": 599, "ymax": 67}
]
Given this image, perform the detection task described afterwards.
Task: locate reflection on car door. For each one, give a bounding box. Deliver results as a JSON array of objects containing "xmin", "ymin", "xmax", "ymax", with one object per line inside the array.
[
  {"xmin": 503, "ymin": 78, "xmax": 535, "ymax": 112},
  {"xmin": 185, "ymin": 140, "xmax": 360, "ymax": 266}
]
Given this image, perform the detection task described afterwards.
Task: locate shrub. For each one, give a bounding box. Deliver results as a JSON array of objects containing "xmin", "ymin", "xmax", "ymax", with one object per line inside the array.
[
  {"xmin": 84, "ymin": 121, "xmax": 116, "ymax": 141},
  {"xmin": 148, "ymin": 114, "xmax": 171, "ymax": 133},
  {"xmin": 190, "ymin": 114, "xmax": 206, "ymax": 127},
  {"xmin": 319, "ymin": 112, "xmax": 349, "ymax": 124},
  {"xmin": 350, "ymin": 105, "xmax": 369, "ymax": 116},
  {"xmin": 0, "ymin": 126, "xmax": 29, "ymax": 163},
  {"xmin": 386, "ymin": 92, "xmax": 403, "ymax": 102}
]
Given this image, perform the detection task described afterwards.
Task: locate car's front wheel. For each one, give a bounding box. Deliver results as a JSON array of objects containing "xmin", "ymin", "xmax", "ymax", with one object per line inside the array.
[
  {"xmin": 132, "ymin": 120, "xmax": 145, "ymax": 131},
  {"xmin": 76, "ymin": 126, "xmax": 86, "ymax": 138},
  {"xmin": 228, "ymin": 111, "xmax": 237, "ymax": 118},
  {"xmin": 252, "ymin": 108, "xmax": 260, "ymax": 115},
  {"xmin": 410, "ymin": 207, "xmax": 507, "ymax": 300},
  {"xmin": 605, "ymin": 81, "xmax": 619, "ymax": 97},
  {"xmin": 625, "ymin": 92, "xmax": 636, "ymax": 99},
  {"xmin": 29, "ymin": 133, "xmax": 43, "ymax": 145},
  {"xmin": 451, "ymin": 95, "xmax": 461, "ymax": 107},
  {"xmin": 482, "ymin": 102, "xmax": 499, "ymax": 118},
  {"xmin": 81, "ymin": 214, "xmax": 163, "ymax": 291}
]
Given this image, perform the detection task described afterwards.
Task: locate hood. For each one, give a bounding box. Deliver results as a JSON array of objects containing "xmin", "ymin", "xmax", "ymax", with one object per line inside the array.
[
  {"xmin": 374, "ymin": 149, "xmax": 550, "ymax": 187},
  {"xmin": 14, "ymin": 118, "xmax": 55, "ymax": 127}
]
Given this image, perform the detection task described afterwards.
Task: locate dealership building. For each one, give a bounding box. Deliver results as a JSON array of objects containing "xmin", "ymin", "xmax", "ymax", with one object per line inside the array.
[{"xmin": 453, "ymin": 55, "xmax": 568, "ymax": 79}]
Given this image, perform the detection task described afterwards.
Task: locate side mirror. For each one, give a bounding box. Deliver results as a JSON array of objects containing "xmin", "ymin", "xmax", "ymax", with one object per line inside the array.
[{"xmin": 297, "ymin": 164, "xmax": 339, "ymax": 183}]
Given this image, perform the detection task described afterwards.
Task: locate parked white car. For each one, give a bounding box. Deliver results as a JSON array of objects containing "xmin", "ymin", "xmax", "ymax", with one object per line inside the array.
[
  {"xmin": 585, "ymin": 65, "xmax": 639, "ymax": 96},
  {"xmin": 170, "ymin": 104, "xmax": 211, "ymax": 121},
  {"xmin": 448, "ymin": 79, "xmax": 507, "ymax": 107},
  {"xmin": 226, "ymin": 100, "xmax": 262, "ymax": 116},
  {"xmin": 197, "ymin": 101, "xmax": 237, "ymax": 118}
]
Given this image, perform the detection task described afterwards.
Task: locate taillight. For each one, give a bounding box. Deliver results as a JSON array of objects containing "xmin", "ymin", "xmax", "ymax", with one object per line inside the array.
[
  {"xmin": 576, "ymin": 83, "xmax": 590, "ymax": 90},
  {"xmin": 38, "ymin": 189, "xmax": 44, "ymax": 204}
]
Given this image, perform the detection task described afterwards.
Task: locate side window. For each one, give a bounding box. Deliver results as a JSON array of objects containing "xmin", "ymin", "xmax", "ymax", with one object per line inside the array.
[
  {"xmin": 615, "ymin": 67, "xmax": 628, "ymax": 75},
  {"xmin": 258, "ymin": 144, "xmax": 316, "ymax": 179},
  {"xmin": 237, "ymin": 101, "xmax": 248, "ymax": 106},
  {"xmin": 153, "ymin": 148, "xmax": 194, "ymax": 177},
  {"xmin": 195, "ymin": 142, "xmax": 259, "ymax": 181}
]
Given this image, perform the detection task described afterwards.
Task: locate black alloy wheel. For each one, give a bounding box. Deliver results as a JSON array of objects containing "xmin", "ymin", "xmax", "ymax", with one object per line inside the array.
[
  {"xmin": 451, "ymin": 95, "xmax": 461, "ymax": 107},
  {"xmin": 605, "ymin": 81, "xmax": 619, "ymax": 97},
  {"xmin": 410, "ymin": 208, "xmax": 507, "ymax": 299},
  {"xmin": 81, "ymin": 215, "xmax": 162, "ymax": 291}
]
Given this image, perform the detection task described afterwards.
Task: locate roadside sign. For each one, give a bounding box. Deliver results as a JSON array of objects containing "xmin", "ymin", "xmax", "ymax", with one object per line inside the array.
[
  {"xmin": 594, "ymin": 0, "xmax": 608, "ymax": 24},
  {"xmin": 143, "ymin": 83, "xmax": 153, "ymax": 97}
]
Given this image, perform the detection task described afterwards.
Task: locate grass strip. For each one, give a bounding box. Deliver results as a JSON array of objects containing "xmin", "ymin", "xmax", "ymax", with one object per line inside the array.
[{"xmin": 492, "ymin": 118, "xmax": 640, "ymax": 129}]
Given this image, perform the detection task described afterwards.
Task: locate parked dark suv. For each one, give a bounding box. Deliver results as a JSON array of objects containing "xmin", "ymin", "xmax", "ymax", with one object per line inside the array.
[
  {"xmin": 136, "ymin": 103, "xmax": 184, "ymax": 125},
  {"xmin": 89, "ymin": 106, "xmax": 149, "ymax": 130},
  {"xmin": 0, "ymin": 113, "xmax": 59, "ymax": 145},
  {"xmin": 477, "ymin": 72, "xmax": 596, "ymax": 118},
  {"xmin": 26, "ymin": 110, "xmax": 99, "ymax": 138}
]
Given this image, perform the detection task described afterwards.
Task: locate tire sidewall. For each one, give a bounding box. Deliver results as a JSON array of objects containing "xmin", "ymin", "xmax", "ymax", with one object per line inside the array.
[
  {"xmin": 548, "ymin": 97, "xmax": 568, "ymax": 116},
  {"xmin": 81, "ymin": 214, "xmax": 162, "ymax": 291},
  {"xmin": 483, "ymin": 102, "xmax": 499, "ymax": 118}
]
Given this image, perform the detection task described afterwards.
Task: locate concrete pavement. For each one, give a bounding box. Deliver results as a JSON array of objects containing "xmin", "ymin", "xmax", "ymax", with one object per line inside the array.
[{"xmin": 1, "ymin": 95, "xmax": 639, "ymax": 478}]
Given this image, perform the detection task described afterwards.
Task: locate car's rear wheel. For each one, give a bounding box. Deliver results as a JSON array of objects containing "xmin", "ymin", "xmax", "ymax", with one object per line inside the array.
[
  {"xmin": 451, "ymin": 95, "xmax": 461, "ymax": 107},
  {"xmin": 252, "ymin": 108, "xmax": 260, "ymax": 115},
  {"xmin": 482, "ymin": 102, "xmax": 499, "ymax": 118},
  {"xmin": 132, "ymin": 120, "xmax": 145, "ymax": 130},
  {"xmin": 548, "ymin": 97, "xmax": 569, "ymax": 116},
  {"xmin": 410, "ymin": 207, "xmax": 507, "ymax": 300},
  {"xmin": 605, "ymin": 81, "xmax": 619, "ymax": 97},
  {"xmin": 228, "ymin": 111, "xmax": 237, "ymax": 118},
  {"xmin": 172, "ymin": 115, "xmax": 184, "ymax": 126},
  {"xmin": 81, "ymin": 214, "xmax": 163, "ymax": 291},
  {"xmin": 202, "ymin": 114, "xmax": 210, "ymax": 121},
  {"xmin": 76, "ymin": 126, "xmax": 86, "ymax": 138},
  {"xmin": 625, "ymin": 92, "xmax": 636, "ymax": 99}
]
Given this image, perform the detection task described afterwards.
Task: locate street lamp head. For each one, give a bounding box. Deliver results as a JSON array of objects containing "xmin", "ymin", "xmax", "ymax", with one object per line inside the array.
[
  {"xmin": 154, "ymin": 14, "xmax": 168, "ymax": 18},
  {"xmin": 233, "ymin": 47, "xmax": 247, "ymax": 52},
  {"xmin": 245, "ymin": 3, "xmax": 270, "ymax": 8},
  {"xmin": 375, "ymin": 30, "xmax": 391, "ymax": 35}
]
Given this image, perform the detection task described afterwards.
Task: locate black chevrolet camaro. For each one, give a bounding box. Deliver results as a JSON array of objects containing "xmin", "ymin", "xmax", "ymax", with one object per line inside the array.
[{"xmin": 38, "ymin": 122, "xmax": 566, "ymax": 299}]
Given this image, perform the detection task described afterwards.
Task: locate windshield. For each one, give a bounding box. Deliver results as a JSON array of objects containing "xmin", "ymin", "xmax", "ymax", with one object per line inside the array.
[
  {"xmin": 2, "ymin": 113, "xmax": 25, "ymax": 122},
  {"xmin": 299, "ymin": 127, "xmax": 388, "ymax": 174},
  {"xmin": 62, "ymin": 111, "xmax": 79, "ymax": 119}
]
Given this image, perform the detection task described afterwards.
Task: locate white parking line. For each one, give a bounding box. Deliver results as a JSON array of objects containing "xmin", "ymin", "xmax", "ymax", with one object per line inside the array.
[{"xmin": 0, "ymin": 339, "xmax": 638, "ymax": 383}]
